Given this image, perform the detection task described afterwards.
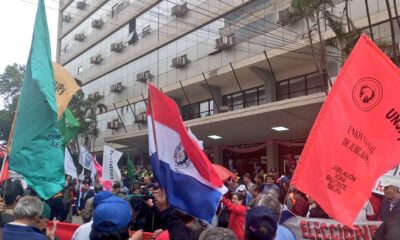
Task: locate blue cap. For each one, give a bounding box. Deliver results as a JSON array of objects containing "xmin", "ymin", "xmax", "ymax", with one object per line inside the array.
[
  {"xmin": 93, "ymin": 191, "xmax": 113, "ymax": 208},
  {"xmin": 92, "ymin": 196, "xmax": 132, "ymax": 232},
  {"xmin": 245, "ymin": 206, "xmax": 277, "ymax": 240}
]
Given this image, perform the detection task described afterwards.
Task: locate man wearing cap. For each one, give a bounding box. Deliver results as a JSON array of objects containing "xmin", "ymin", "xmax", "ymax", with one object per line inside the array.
[
  {"xmin": 89, "ymin": 196, "xmax": 143, "ymax": 240},
  {"xmin": 245, "ymin": 206, "xmax": 278, "ymax": 240},
  {"xmin": 72, "ymin": 191, "xmax": 113, "ymax": 240},
  {"xmin": 378, "ymin": 180, "xmax": 400, "ymax": 221}
]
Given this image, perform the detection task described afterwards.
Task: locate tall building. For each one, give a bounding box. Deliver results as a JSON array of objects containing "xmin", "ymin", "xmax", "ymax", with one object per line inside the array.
[{"xmin": 57, "ymin": 0, "xmax": 400, "ymax": 174}]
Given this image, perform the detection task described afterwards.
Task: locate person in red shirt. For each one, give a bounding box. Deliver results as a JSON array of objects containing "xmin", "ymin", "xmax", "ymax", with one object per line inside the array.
[{"xmin": 222, "ymin": 193, "xmax": 247, "ymax": 240}]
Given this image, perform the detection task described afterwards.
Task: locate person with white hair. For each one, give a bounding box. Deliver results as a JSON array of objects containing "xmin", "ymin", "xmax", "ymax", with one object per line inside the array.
[
  {"xmin": 3, "ymin": 196, "xmax": 47, "ymax": 240},
  {"xmin": 377, "ymin": 179, "xmax": 400, "ymax": 221}
]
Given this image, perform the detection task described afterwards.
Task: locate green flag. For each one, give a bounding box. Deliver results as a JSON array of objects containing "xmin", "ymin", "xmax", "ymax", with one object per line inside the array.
[
  {"xmin": 9, "ymin": 0, "xmax": 64, "ymax": 200},
  {"xmin": 127, "ymin": 153, "xmax": 135, "ymax": 180},
  {"xmin": 59, "ymin": 108, "xmax": 80, "ymax": 144}
]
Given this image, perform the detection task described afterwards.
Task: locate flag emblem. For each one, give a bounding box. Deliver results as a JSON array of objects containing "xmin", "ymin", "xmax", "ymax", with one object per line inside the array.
[
  {"xmin": 352, "ymin": 77, "xmax": 383, "ymax": 111},
  {"xmin": 173, "ymin": 143, "xmax": 191, "ymax": 169}
]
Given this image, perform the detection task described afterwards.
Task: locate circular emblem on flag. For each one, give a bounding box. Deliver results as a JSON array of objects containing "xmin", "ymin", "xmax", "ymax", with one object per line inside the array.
[
  {"xmin": 352, "ymin": 77, "xmax": 383, "ymax": 111},
  {"xmin": 173, "ymin": 143, "xmax": 191, "ymax": 169}
]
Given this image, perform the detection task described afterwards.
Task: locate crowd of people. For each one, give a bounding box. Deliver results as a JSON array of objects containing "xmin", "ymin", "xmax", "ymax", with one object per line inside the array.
[{"xmin": 0, "ymin": 165, "xmax": 398, "ymax": 240}]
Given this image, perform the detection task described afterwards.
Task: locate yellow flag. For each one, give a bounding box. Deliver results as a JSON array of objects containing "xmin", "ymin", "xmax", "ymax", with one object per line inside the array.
[{"xmin": 53, "ymin": 62, "xmax": 80, "ymax": 118}]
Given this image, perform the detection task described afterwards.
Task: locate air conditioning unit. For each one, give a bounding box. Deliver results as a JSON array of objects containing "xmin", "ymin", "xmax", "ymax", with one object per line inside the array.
[
  {"xmin": 107, "ymin": 119, "xmax": 120, "ymax": 129},
  {"xmin": 90, "ymin": 55, "xmax": 102, "ymax": 64},
  {"xmin": 110, "ymin": 42, "xmax": 125, "ymax": 52},
  {"xmin": 74, "ymin": 33, "xmax": 85, "ymax": 42},
  {"xmin": 171, "ymin": 3, "xmax": 188, "ymax": 17},
  {"xmin": 91, "ymin": 19, "xmax": 103, "ymax": 29},
  {"xmin": 171, "ymin": 55, "xmax": 188, "ymax": 68},
  {"xmin": 76, "ymin": 1, "xmax": 86, "ymax": 10},
  {"xmin": 135, "ymin": 113, "xmax": 147, "ymax": 123},
  {"xmin": 219, "ymin": 105, "xmax": 229, "ymax": 113},
  {"xmin": 215, "ymin": 34, "xmax": 235, "ymax": 50},
  {"xmin": 277, "ymin": 8, "xmax": 290, "ymax": 25},
  {"xmin": 136, "ymin": 70, "xmax": 152, "ymax": 83},
  {"xmin": 110, "ymin": 82, "xmax": 124, "ymax": 93},
  {"xmin": 142, "ymin": 25, "xmax": 151, "ymax": 37},
  {"xmin": 63, "ymin": 14, "xmax": 71, "ymax": 23}
]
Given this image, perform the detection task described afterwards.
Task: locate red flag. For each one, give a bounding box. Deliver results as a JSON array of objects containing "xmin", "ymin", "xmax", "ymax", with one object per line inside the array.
[
  {"xmin": 93, "ymin": 158, "xmax": 112, "ymax": 191},
  {"xmin": 291, "ymin": 34, "xmax": 400, "ymax": 226},
  {"xmin": 0, "ymin": 160, "xmax": 9, "ymax": 182}
]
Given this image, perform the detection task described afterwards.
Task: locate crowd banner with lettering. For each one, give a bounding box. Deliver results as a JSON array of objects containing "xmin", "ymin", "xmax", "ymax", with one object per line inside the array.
[
  {"xmin": 291, "ymin": 34, "xmax": 400, "ymax": 227},
  {"xmin": 47, "ymin": 221, "xmax": 154, "ymax": 240},
  {"xmin": 372, "ymin": 165, "xmax": 400, "ymax": 195},
  {"xmin": 102, "ymin": 145, "xmax": 123, "ymax": 182},
  {"xmin": 79, "ymin": 145, "xmax": 94, "ymax": 170},
  {"xmin": 283, "ymin": 217, "xmax": 381, "ymax": 240}
]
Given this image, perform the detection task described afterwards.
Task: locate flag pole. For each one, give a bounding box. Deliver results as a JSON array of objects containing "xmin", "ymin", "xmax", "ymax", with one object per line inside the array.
[
  {"xmin": 148, "ymin": 86, "xmax": 161, "ymax": 169},
  {"xmin": 0, "ymin": 101, "xmax": 20, "ymax": 196}
]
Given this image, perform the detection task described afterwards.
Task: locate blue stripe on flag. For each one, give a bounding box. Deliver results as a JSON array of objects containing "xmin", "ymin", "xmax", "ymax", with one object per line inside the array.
[{"xmin": 151, "ymin": 153, "xmax": 222, "ymax": 223}]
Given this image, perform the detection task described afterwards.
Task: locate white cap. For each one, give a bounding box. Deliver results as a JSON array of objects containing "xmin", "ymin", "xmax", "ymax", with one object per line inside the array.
[{"xmin": 381, "ymin": 178, "xmax": 400, "ymax": 188}]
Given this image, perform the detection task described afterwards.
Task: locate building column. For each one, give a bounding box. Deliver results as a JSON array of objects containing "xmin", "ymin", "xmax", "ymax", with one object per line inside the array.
[
  {"xmin": 250, "ymin": 66, "xmax": 276, "ymax": 103},
  {"xmin": 212, "ymin": 145, "xmax": 223, "ymax": 165},
  {"xmin": 266, "ymin": 141, "xmax": 279, "ymax": 172},
  {"xmin": 200, "ymin": 83, "xmax": 222, "ymax": 112}
]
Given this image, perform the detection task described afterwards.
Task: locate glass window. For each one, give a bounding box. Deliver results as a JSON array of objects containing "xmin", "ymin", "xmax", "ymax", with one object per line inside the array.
[
  {"xmin": 306, "ymin": 72, "xmax": 323, "ymax": 95},
  {"xmin": 245, "ymin": 88, "xmax": 258, "ymax": 107},
  {"xmin": 289, "ymin": 76, "xmax": 306, "ymax": 98},
  {"xmin": 277, "ymin": 81, "xmax": 289, "ymax": 100}
]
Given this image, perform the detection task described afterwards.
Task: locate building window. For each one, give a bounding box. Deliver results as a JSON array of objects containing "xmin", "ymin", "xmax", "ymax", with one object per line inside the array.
[
  {"xmin": 276, "ymin": 71, "xmax": 327, "ymax": 100},
  {"xmin": 182, "ymin": 99, "xmax": 213, "ymax": 121}
]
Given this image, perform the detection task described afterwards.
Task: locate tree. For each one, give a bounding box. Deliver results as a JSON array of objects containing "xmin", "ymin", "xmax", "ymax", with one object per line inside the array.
[
  {"xmin": 67, "ymin": 90, "xmax": 107, "ymax": 153},
  {"xmin": 0, "ymin": 64, "xmax": 24, "ymax": 140}
]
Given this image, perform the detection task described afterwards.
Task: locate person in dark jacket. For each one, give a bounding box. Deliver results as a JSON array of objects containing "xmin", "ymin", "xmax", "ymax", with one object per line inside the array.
[
  {"xmin": 3, "ymin": 196, "xmax": 48, "ymax": 240},
  {"xmin": 377, "ymin": 182, "xmax": 400, "ymax": 221},
  {"xmin": 374, "ymin": 210, "xmax": 400, "ymax": 240}
]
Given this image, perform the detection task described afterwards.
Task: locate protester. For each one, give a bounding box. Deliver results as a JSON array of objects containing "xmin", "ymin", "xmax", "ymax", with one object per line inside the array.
[
  {"xmin": 377, "ymin": 180, "xmax": 400, "ymax": 221},
  {"xmin": 153, "ymin": 188, "xmax": 205, "ymax": 240},
  {"xmin": 81, "ymin": 183, "xmax": 103, "ymax": 223},
  {"xmin": 89, "ymin": 195, "xmax": 142, "ymax": 240},
  {"xmin": 3, "ymin": 196, "xmax": 47, "ymax": 240},
  {"xmin": 199, "ymin": 227, "xmax": 238, "ymax": 240},
  {"xmin": 290, "ymin": 189, "xmax": 309, "ymax": 217},
  {"xmin": 374, "ymin": 210, "xmax": 400, "ymax": 240},
  {"xmin": 242, "ymin": 173, "xmax": 254, "ymax": 190},
  {"xmin": 244, "ymin": 206, "xmax": 277, "ymax": 240},
  {"xmin": 72, "ymin": 191, "xmax": 114, "ymax": 240},
  {"xmin": 46, "ymin": 191, "xmax": 68, "ymax": 222},
  {"xmin": 257, "ymin": 194, "xmax": 296, "ymax": 240},
  {"xmin": 77, "ymin": 179, "xmax": 95, "ymax": 214},
  {"xmin": 222, "ymin": 193, "xmax": 247, "ymax": 240},
  {"xmin": 307, "ymin": 196, "xmax": 330, "ymax": 219},
  {"xmin": 264, "ymin": 174, "xmax": 280, "ymax": 194},
  {"xmin": 34, "ymin": 202, "xmax": 58, "ymax": 240},
  {"xmin": 0, "ymin": 180, "xmax": 23, "ymax": 226}
]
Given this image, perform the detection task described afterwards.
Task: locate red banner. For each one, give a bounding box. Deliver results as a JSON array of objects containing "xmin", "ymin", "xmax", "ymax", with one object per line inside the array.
[
  {"xmin": 47, "ymin": 222, "xmax": 154, "ymax": 240},
  {"xmin": 291, "ymin": 34, "xmax": 400, "ymax": 226}
]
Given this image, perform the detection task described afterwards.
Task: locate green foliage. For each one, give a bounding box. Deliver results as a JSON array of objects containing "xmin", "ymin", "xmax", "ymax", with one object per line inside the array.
[{"xmin": 0, "ymin": 64, "xmax": 25, "ymax": 140}]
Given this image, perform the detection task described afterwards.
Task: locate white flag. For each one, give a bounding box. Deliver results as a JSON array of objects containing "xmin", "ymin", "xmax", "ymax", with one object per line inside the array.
[
  {"xmin": 79, "ymin": 145, "xmax": 94, "ymax": 170},
  {"xmin": 90, "ymin": 156, "xmax": 97, "ymax": 183},
  {"xmin": 102, "ymin": 145, "xmax": 123, "ymax": 182},
  {"xmin": 188, "ymin": 128, "xmax": 204, "ymax": 150},
  {"xmin": 64, "ymin": 147, "xmax": 78, "ymax": 180},
  {"xmin": 78, "ymin": 168, "xmax": 85, "ymax": 181}
]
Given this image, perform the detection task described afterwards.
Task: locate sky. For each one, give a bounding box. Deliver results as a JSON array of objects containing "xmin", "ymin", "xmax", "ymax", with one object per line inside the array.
[{"xmin": 0, "ymin": 0, "xmax": 59, "ymax": 73}]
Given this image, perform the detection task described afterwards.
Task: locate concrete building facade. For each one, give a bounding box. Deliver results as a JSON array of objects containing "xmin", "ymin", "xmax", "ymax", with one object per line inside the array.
[{"xmin": 57, "ymin": 0, "xmax": 400, "ymax": 173}]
